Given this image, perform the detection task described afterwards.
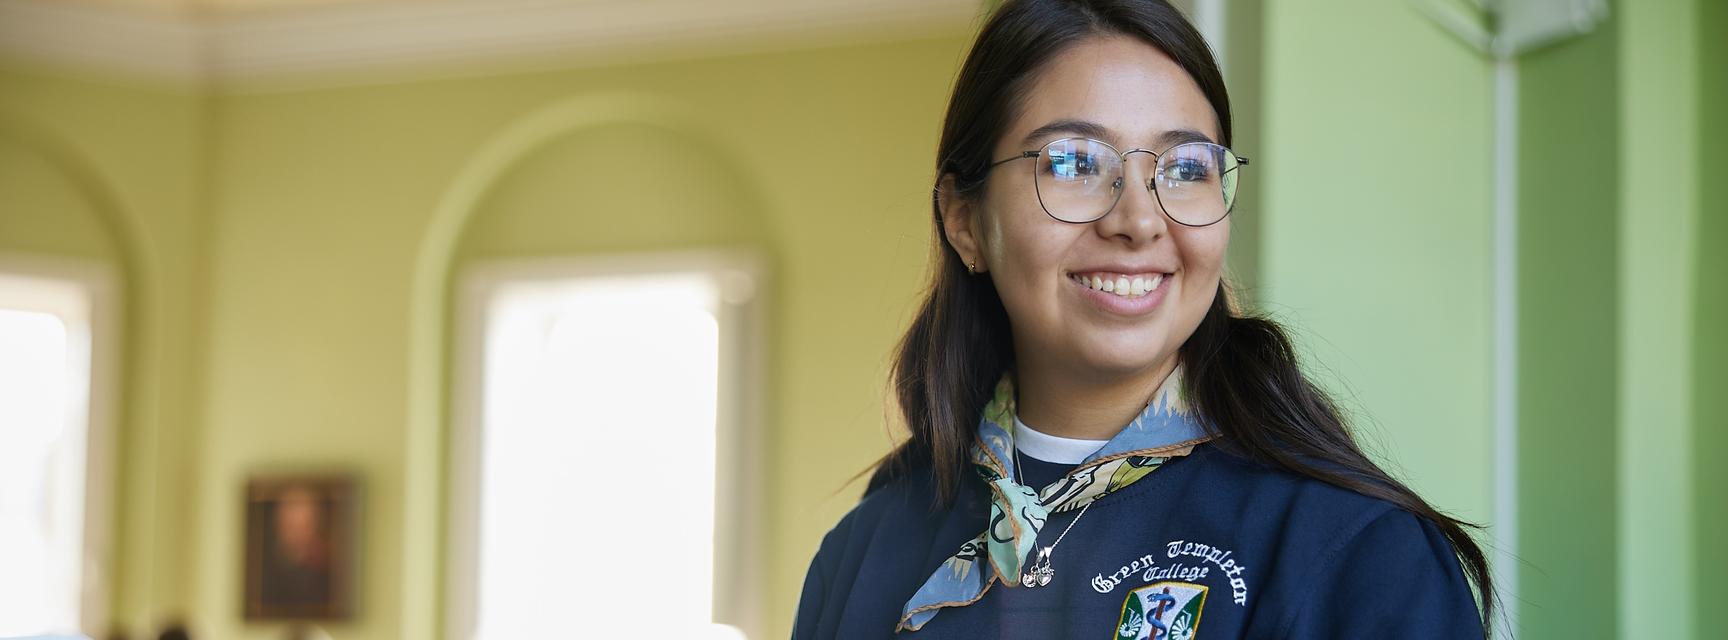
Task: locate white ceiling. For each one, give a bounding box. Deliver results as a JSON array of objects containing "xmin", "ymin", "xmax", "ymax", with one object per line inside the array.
[
  {"xmin": 0, "ymin": 0, "xmax": 983, "ymax": 86},
  {"xmin": 57, "ymin": 0, "xmax": 485, "ymax": 16}
]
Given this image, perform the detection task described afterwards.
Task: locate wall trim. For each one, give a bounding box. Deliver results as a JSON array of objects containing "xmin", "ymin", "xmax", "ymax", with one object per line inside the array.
[
  {"xmin": 447, "ymin": 249, "xmax": 770, "ymax": 639},
  {"xmin": 402, "ymin": 90, "xmax": 773, "ymax": 639}
]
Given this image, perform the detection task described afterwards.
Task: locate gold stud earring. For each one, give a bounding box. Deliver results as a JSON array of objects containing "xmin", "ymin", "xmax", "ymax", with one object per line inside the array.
[{"xmin": 968, "ymin": 259, "xmax": 977, "ymax": 274}]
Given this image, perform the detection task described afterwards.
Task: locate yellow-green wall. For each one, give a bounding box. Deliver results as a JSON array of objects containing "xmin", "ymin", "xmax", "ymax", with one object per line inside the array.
[
  {"xmin": 2, "ymin": 32, "xmax": 974, "ymax": 639},
  {"xmin": 204, "ymin": 35, "xmax": 980, "ymax": 639},
  {"xmin": 0, "ymin": 62, "xmax": 211, "ymax": 635}
]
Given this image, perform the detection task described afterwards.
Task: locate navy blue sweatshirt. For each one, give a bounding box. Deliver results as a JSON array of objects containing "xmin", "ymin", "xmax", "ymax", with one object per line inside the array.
[{"xmin": 792, "ymin": 441, "xmax": 1484, "ymax": 639}]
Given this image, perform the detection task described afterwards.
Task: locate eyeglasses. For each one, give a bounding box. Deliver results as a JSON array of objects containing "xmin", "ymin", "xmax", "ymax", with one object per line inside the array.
[{"xmin": 985, "ymin": 137, "xmax": 1249, "ymax": 226}]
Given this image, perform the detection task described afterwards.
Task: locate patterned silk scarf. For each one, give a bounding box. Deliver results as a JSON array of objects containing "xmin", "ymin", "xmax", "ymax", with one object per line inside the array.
[{"xmin": 896, "ymin": 364, "xmax": 1216, "ymax": 633}]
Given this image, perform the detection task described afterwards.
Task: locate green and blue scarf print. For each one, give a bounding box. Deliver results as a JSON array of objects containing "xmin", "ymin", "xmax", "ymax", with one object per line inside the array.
[{"xmin": 896, "ymin": 364, "xmax": 1216, "ymax": 633}]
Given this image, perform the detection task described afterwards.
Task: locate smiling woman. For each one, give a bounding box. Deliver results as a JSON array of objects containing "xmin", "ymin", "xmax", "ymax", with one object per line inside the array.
[
  {"xmin": 946, "ymin": 35, "xmax": 1236, "ymax": 440},
  {"xmin": 792, "ymin": 1, "xmax": 1495, "ymax": 638}
]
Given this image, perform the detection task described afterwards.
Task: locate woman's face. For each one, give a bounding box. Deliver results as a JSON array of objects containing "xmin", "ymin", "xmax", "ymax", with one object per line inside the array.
[{"xmin": 947, "ymin": 34, "xmax": 1229, "ymax": 381}]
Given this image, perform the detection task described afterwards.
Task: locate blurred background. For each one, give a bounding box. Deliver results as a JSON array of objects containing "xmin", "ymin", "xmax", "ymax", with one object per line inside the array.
[{"xmin": 0, "ymin": 0, "xmax": 1720, "ymax": 638}]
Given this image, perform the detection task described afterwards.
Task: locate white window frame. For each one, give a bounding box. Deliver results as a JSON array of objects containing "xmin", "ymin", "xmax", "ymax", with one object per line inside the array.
[
  {"xmin": 0, "ymin": 252, "xmax": 120, "ymax": 636},
  {"xmin": 445, "ymin": 249, "xmax": 769, "ymax": 640}
]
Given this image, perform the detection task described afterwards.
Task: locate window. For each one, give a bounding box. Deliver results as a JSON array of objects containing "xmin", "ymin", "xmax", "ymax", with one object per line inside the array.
[
  {"xmin": 0, "ymin": 267, "xmax": 115, "ymax": 637},
  {"xmin": 449, "ymin": 254, "xmax": 762, "ymax": 640}
]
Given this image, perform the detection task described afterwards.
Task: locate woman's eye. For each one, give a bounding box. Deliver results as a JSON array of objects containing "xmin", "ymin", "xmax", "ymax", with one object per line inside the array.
[
  {"xmin": 1163, "ymin": 158, "xmax": 1212, "ymax": 183},
  {"xmin": 1047, "ymin": 152, "xmax": 1103, "ymax": 179}
]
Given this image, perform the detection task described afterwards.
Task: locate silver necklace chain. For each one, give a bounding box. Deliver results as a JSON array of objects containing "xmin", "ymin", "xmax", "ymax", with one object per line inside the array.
[
  {"xmin": 1011, "ymin": 389, "xmax": 1161, "ymax": 588},
  {"xmin": 1014, "ymin": 446, "xmax": 1093, "ymax": 588}
]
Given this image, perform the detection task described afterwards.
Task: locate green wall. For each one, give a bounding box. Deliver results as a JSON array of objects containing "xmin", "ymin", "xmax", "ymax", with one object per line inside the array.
[
  {"xmin": 1261, "ymin": 0, "xmax": 1495, "ymax": 528},
  {"xmin": 1693, "ymin": 0, "xmax": 1727, "ymax": 622},
  {"xmin": 1220, "ymin": 0, "xmax": 1265, "ymax": 300},
  {"xmin": 1618, "ymin": 0, "xmax": 1701, "ymax": 636},
  {"xmin": 1517, "ymin": 0, "xmax": 1717, "ymax": 635},
  {"xmin": 1515, "ymin": 15, "xmax": 1620, "ymax": 637},
  {"xmin": 1262, "ymin": 1, "xmax": 1720, "ymax": 636}
]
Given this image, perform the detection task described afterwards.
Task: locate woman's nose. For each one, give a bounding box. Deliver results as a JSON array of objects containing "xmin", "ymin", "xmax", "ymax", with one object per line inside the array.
[{"xmin": 1095, "ymin": 156, "xmax": 1170, "ymax": 244}]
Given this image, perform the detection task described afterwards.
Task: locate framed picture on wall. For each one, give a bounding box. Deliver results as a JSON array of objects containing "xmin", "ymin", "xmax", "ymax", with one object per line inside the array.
[{"xmin": 243, "ymin": 475, "xmax": 358, "ymax": 620}]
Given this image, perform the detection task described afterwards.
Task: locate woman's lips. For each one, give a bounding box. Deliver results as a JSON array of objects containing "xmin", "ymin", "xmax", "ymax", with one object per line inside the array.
[
  {"xmin": 1068, "ymin": 271, "xmax": 1172, "ymax": 316},
  {"xmin": 1068, "ymin": 272, "xmax": 1167, "ymax": 297}
]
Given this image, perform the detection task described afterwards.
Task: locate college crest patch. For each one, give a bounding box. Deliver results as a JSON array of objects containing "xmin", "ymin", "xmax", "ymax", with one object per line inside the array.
[{"xmin": 1113, "ymin": 581, "xmax": 1206, "ymax": 640}]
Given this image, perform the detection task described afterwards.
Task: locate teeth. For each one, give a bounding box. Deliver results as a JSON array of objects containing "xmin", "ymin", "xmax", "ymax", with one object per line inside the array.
[{"xmin": 1072, "ymin": 272, "xmax": 1168, "ymax": 298}]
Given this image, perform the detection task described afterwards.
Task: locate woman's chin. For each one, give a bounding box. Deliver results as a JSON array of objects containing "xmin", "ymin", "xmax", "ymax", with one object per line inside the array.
[{"xmin": 1070, "ymin": 341, "xmax": 1173, "ymax": 379}]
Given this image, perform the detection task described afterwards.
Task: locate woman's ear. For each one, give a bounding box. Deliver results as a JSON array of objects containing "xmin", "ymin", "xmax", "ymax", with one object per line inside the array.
[{"xmin": 937, "ymin": 174, "xmax": 986, "ymax": 274}]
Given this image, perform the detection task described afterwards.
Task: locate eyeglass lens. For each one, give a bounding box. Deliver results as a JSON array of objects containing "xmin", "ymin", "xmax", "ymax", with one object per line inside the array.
[{"xmin": 1034, "ymin": 138, "xmax": 1240, "ymax": 225}]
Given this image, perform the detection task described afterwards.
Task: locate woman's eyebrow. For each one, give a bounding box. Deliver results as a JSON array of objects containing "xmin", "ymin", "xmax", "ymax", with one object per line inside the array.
[
  {"xmin": 1019, "ymin": 119, "xmax": 1218, "ymax": 148},
  {"xmin": 1155, "ymin": 128, "xmax": 1218, "ymax": 147},
  {"xmin": 1019, "ymin": 119, "xmax": 1115, "ymax": 147}
]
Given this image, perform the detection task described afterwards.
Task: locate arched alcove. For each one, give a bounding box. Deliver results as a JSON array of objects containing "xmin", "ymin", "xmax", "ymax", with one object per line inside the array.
[
  {"xmin": 0, "ymin": 116, "xmax": 140, "ymax": 637},
  {"xmin": 401, "ymin": 92, "xmax": 776, "ymax": 639},
  {"xmin": 454, "ymin": 121, "xmax": 772, "ymax": 260},
  {"xmin": 0, "ymin": 130, "xmax": 128, "ymax": 263}
]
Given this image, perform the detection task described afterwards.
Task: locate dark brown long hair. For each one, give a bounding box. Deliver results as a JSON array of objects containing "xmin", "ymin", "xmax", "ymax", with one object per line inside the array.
[{"xmin": 867, "ymin": 0, "xmax": 1496, "ymax": 634}]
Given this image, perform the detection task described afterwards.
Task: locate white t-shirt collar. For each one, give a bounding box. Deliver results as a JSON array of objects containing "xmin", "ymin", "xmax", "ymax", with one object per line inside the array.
[{"xmin": 1012, "ymin": 413, "xmax": 1110, "ymax": 464}]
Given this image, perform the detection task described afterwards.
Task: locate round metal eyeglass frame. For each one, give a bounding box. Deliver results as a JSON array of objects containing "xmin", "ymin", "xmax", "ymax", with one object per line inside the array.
[{"xmin": 985, "ymin": 136, "xmax": 1250, "ymax": 227}]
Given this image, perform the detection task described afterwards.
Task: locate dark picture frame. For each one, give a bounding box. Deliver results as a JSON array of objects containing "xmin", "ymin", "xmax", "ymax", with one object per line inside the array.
[{"xmin": 243, "ymin": 475, "xmax": 358, "ymax": 620}]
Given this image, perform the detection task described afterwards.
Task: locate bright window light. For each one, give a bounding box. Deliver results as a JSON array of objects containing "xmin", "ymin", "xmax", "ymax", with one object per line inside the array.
[
  {"xmin": 0, "ymin": 302, "xmax": 86, "ymax": 637},
  {"xmin": 471, "ymin": 272, "xmax": 741, "ymax": 639}
]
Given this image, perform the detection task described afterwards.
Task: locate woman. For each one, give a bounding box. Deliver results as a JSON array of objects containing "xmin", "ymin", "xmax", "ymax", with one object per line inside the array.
[{"xmin": 793, "ymin": 1, "xmax": 1495, "ymax": 638}]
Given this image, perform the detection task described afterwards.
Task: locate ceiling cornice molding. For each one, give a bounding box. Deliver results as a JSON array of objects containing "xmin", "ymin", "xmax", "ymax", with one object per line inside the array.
[
  {"xmin": 0, "ymin": 1, "xmax": 208, "ymax": 81},
  {"xmin": 0, "ymin": 0, "xmax": 982, "ymax": 85}
]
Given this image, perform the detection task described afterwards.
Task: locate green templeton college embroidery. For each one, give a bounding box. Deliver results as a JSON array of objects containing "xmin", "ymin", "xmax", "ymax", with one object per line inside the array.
[{"xmin": 1114, "ymin": 581, "xmax": 1208, "ymax": 640}]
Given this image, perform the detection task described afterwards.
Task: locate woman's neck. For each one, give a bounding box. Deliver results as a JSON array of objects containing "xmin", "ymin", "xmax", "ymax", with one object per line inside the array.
[{"xmin": 1012, "ymin": 353, "xmax": 1178, "ymax": 441}]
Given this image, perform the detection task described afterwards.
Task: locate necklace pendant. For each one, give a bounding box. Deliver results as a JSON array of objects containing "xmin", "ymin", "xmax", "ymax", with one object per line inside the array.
[{"xmin": 1022, "ymin": 547, "xmax": 1055, "ymax": 588}]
